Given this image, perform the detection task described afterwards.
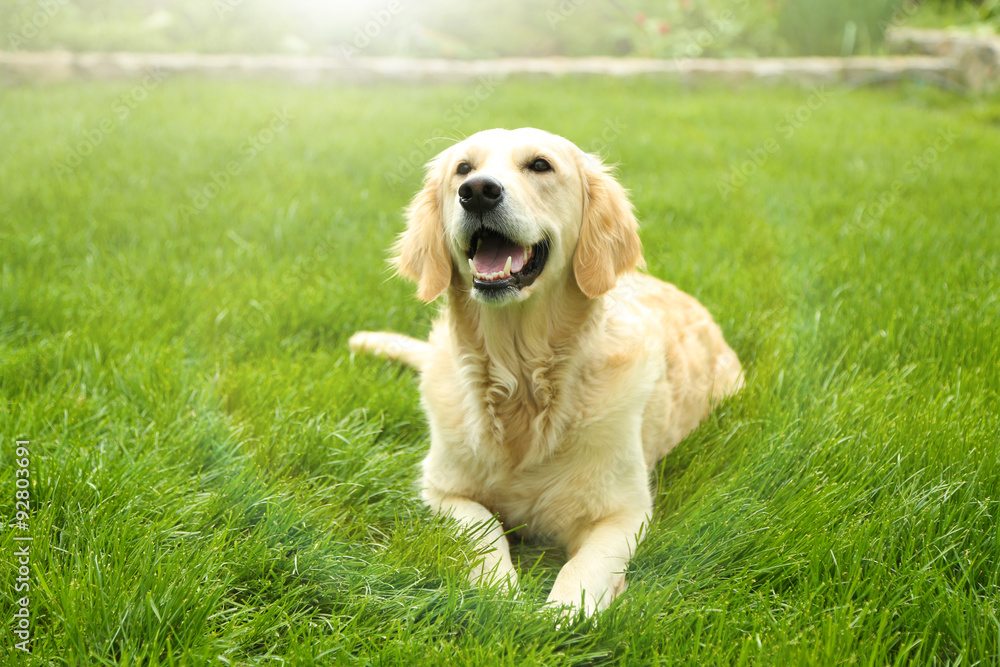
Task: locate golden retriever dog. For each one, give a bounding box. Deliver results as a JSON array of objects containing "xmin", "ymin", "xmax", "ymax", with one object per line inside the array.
[{"xmin": 350, "ymin": 127, "xmax": 743, "ymax": 616}]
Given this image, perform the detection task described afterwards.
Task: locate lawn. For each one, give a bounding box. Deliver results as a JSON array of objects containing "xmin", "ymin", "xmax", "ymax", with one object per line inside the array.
[{"xmin": 1, "ymin": 76, "xmax": 999, "ymax": 665}]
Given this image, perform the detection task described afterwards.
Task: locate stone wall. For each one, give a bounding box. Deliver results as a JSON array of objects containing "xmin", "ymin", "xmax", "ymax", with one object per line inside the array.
[
  {"xmin": 886, "ymin": 27, "xmax": 1000, "ymax": 93},
  {"xmin": 0, "ymin": 28, "xmax": 996, "ymax": 91}
]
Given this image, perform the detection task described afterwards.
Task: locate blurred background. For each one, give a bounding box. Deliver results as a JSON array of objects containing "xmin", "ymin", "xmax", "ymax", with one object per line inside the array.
[{"xmin": 2, "ymin": 0, "xmax": 997, "ymax": 59}]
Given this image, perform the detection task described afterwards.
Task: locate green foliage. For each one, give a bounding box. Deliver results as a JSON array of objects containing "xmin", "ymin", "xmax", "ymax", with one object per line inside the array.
[
  {"xmin": 606, "ymin": 0, "xmax": 785, "ymax": 59},
  {"xmin": 908, "ymin": 0, "xmax": 1000, "ymax": 29},
  {"xmin": 1, "ymin": 77, "xmax": 999, "ymax": 664},
  {"xmin": 287, "ymin": 0, "xmax": 786, "ymax": 59},
  {"xmin": 10, "ymin": 0, "xmax": 987, "ymax": 58},
  {"xmin": 777, "ymin": 0, "xmax": 904, "ymax": 56},
  {"xmin": 0, "ymin": 0, "xmax": 292, "ymax": 53}
]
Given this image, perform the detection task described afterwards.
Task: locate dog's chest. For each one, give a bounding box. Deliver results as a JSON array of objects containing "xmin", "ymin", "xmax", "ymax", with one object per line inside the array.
[
  {"xmin": 469, "ymin": 358, "xmax": 580, "ymax": 467},
  {"xmin": 476, "ymin": 415, "xmax": 643, "ymax": 541}
]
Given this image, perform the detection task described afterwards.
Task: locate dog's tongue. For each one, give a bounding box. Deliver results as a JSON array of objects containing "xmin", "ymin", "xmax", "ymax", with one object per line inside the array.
[{"xmin": 473, "ymin": 233, "xmax": 526, "ymax": 274}]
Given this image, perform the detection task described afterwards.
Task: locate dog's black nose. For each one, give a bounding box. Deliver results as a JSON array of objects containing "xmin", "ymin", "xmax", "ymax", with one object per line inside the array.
[{"xmin": 458, "ymin": 175, "xmax": 503, "ymax": 214}]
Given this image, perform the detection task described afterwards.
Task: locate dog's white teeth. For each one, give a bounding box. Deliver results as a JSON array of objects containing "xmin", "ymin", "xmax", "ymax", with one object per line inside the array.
[
  {"xmin": 524, "ymin": 245, "xmax": 533, "ymax": 262},
  {"xmin": 469, "ymin": 255, "xmax": 516, "ymax": 282},
  {"xmin": 469, "ymin": 258, "xmax": 505, "ymax": 281}
]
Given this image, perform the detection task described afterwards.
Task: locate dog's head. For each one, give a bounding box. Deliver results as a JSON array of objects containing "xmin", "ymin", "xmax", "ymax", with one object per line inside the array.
[{"xmin": 393, "ymin": 128, "xmax": 642, "ymax": 304}]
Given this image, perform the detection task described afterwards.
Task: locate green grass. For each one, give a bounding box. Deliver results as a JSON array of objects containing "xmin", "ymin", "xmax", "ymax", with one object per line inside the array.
[{"xmin": 1, "ymin": 76, "xmax": 998, "ymax": 665}]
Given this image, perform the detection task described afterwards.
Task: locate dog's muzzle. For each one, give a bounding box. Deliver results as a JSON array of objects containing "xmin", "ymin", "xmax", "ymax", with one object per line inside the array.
[{"xmin": 457, "ymin": 175, "xmax": 549, "ymax": 299}]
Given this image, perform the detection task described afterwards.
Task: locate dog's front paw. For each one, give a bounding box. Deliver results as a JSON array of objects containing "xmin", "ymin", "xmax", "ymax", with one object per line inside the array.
[
  {"xmin": 544, "ymin": 592, "xmax": 590, "ymax": 621},
  {"xmin": 546, "ymin": 567, "xmax": 626, "ymax": 618},
  {"xmin": 468, "ymin": 552, "xmax": 519, "ymax": 593}
]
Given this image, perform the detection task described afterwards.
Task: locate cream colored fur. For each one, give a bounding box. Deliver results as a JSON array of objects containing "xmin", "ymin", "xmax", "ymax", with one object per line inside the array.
[{"xmin": 350, "ymin": 128, "xmax": 743, "ymax": 616}]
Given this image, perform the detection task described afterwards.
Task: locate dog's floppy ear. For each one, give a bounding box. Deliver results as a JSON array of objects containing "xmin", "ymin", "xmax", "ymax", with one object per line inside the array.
[
  {"xmin": 574, "ymin": 155, "xmax": 644, "ymax": 299},
  {"xmin": 391, "ymin": 156, "xmax": 452, "ymax": 302}
]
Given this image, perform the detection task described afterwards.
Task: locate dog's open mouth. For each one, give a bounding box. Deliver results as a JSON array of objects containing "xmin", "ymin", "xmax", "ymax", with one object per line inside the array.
[{"xmin": 466, "ymin": 230, "xmax": 548, "ymax": 294}]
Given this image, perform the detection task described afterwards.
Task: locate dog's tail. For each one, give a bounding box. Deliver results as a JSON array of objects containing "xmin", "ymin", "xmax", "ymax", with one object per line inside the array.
[{"xmin": 349, "ymin": 331, "xmax": 430, "ymax": 370}]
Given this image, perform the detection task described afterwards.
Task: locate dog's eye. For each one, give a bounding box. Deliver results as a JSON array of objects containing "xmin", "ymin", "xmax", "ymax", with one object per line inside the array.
[
  {"xmin": 529, "ymin": 158, "xmax": 552, "ymax": 173},
  {"xmin": 456, "ymin": 162, "xmax": 472, "ymax": 175}
]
